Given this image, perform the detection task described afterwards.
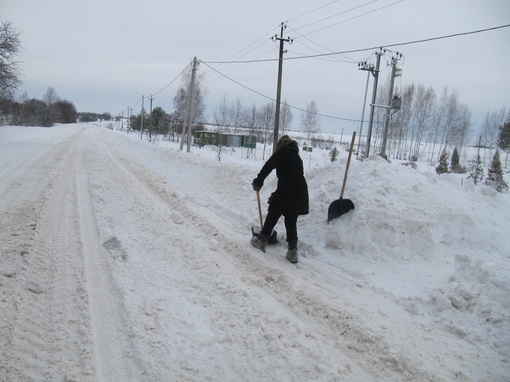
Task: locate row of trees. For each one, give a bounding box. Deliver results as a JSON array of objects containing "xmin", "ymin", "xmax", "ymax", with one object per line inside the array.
[
  {"xmin": 369, "ymin": 83, "xmax": 472, "ymax": 163},
  {"xmin": 370, "ymin": 79, "xmax": 509, "ymax": 169},
  {"xmin": 126, "ymin": 90, "xmax": 331, "ymax": 162},
  {"xmin": 1, "ymin": 87, "xmax": 78, "ymax": 127},
  {"xmin": 78, "ymin": 112, "xmax": 112, "ymax": 123}
]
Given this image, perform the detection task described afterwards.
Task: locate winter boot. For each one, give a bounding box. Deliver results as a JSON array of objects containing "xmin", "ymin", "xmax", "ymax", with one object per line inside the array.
[
  {"xmin": 286, "ymin": 241, "xmax": 298, "ymax": 264},
  {"xmin": 251, "ymin": 234, "xmax": 268, "ymax": 253}
]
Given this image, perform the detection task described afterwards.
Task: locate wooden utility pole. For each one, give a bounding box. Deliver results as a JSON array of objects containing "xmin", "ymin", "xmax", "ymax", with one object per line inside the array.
[
  {"xmin": 380, "ymin": 53, "xmax": 402, "ymax": 159},
  {"xmin": 149, "ymin": 95, "xmax": 154, "ymax": 142},
  {"xmin": 356, "ymin": 64, "xmax": 372, "ymax": 158},
  {"xmin": 364, "ymin": 49, "xmax": 383, "ymax": 158},
  {"xmin": 180, "ymin": 57, "xmax": 198, "ymax": 152},
  {"xmin": 272, "ymin": 23, "xmax": 293, "ymax": 153},
  {"xmin": 140, "ymin": 95, "xmax": 144, "ymax": 140}
]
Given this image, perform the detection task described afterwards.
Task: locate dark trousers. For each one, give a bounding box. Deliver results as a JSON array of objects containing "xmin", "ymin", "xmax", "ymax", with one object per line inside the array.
[{"xmin": 261, "ymin": 208, "xmax": 298, "ymax": 244}]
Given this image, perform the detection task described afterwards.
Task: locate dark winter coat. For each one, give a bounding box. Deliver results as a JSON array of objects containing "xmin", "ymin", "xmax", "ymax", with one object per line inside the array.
[{"xmin": 253, "ymin": 140, "xmax": 309, "ymax": 216}]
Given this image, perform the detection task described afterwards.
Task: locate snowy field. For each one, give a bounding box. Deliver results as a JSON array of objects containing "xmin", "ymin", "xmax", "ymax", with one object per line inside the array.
[{"xmin": 0, "ymin": 124, "xmax": 509, "ymax": 381}]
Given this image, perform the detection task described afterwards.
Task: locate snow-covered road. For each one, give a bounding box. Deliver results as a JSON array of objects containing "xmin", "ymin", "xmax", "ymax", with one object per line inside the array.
[{"xmin": 1, "ymin": 125, "xmax": 508, "ymax": 381}]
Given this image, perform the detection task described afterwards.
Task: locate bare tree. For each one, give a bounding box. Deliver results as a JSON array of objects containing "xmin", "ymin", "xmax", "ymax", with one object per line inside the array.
[
  {"xmin": 438, "ymin": 89, "xmax": 462, "ymax": 161},
  {"xmin": 280, "ymin": 100, "xmax": 293, "ymax": 136},
  {"xmin": 42, "ymin": 86, "xmax": 59, "ymax": 127},
  {"xmin": 213, "ymin": 95, "xmax": 231, "ymax": 161},
  {"xmin": 173, "ymin": 64, "xmax": 207, "ymax": 138},
  {"xmin": 258, "ymin": 102, "xmax": 275, "ymax": 160},
  {"xmin": 0, "ymin": 20, "xmax": 22, "ymax": 99},
  {"xmin": 456, "ymin": 104, "xmax": 472, "ymax": 160},
  {"xmin": 172, "ymin": 87, "xmax": 187, "ymax": 136},
  {"xmin": 482, "ymin": 107, "xmax": 507, "ymax": 165},
  {"xmin": 229, "ymin": 97, "xmax": 244, "ymax": 153},
  {"xmin": 244, "ymin": 104, "xmax": 259, "ymax": 159},
  {"xmin": 429, "ymin": 88, "xmax": 458, "ymax": 163},
  {"xmin": 43, "ymin": 86, "xmax": 59, "ymax": 106},
  {"xmin": 392, "ymin": 84, "xmax": 414, "ymax": 160},
  {"xmin": 301, "ymin": 100, "xmax": 321, "ymax": 144},
  {"xmin": 411, "ymin": 85, "xmax": 436, "ymax": 160}
]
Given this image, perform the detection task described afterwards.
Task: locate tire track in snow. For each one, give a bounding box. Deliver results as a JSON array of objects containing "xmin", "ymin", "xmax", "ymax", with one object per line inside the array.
[
  {"xmin": 75, "ymin": 135, "xmax": 146, "ymax": 381},
  {"xmin": 0, "ymin": 128, "xmax": 145, "ymax": 381},
  {"xmin": 0, "ymin": 132, "xmax": 95, "ymax": 381}
]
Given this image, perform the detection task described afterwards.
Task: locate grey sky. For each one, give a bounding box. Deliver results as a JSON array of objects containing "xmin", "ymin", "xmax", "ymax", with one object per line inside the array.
[{"xmin": 3, "ymin": 0, "xmax": 510, "ymax": 136}]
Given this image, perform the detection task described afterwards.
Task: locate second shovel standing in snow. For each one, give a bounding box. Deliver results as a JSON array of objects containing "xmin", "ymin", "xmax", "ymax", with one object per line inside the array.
[{"xmin": 327, "ymin": 131, "xmax": 356, "ymax": 223}]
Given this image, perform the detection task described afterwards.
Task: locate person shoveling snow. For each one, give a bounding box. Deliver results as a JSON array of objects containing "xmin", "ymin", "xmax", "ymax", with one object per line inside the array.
[{"xmin": 250, "ymin": 135, "xmax": 309, "ymax": 263}]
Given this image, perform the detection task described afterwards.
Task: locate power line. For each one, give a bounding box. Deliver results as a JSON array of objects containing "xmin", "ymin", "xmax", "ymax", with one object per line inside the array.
[
  {"xmin": 152, "ymin": 61, "xmax": 192, "ymax": 96},
  {"xmin": 300, "ymin": 0, "xmax": 405, "ymax": 37},
  {"xmin": 200, "ymin": 60, "xmax": 361, "ymax": 123},
  {"xmin": 209, "ymin": 25, "xmax": 280, "ymax": 76},
  {"xmin": 287, "ymin": 25, "xmax": 358, "ymax": 64},
  {"xmin": 291, "ymin": 0, "xmax": 380, "ymax": 32},
  {"xmin": 202, "ymin": 24, "xmax": 280, "ymax": 87},
  {"xmin": 201, "ymin": 23, "xmax": 510, "ymax": 65},
  {"xmin": 283, "ymin": 1, "xmax": 389, "ymax": 65},
  {"xmin": 287, "ymin": 0, "xmax": 340, "ymax": 23},
  {"xmin": 132, "ymin": 95, "xmax": 142, "ymax": 110}
]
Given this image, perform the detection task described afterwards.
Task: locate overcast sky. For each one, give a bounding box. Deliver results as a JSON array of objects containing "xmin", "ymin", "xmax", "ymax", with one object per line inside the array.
[{"xmin": 3, "ymin": 0, "xmax": 510, "ymax": 136}]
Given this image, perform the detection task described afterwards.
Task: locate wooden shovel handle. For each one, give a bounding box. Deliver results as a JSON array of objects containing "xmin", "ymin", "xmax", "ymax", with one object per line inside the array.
[
  {"xmin": 256, "ymin": 190, "xmax": 264, "ymax": 227},
  {"xmin": 340, "ymin": 131, "xmax": 356, "ymax": 199}
]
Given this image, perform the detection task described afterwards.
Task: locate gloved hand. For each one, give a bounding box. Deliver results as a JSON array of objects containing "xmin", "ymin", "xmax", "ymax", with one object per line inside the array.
[{"xmin": 252, "ymin": 178, "xmax": 263, "ymax": 192}]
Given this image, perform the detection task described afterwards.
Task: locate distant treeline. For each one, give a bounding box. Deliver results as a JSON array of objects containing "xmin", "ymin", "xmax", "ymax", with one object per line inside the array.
[
  {"xmin": 78, "ymin": 112, "xmax": 112, "ymax": 123},
  {"xmin": 0, "ymin": 87, "xmax": 114, "ymax": 127}
]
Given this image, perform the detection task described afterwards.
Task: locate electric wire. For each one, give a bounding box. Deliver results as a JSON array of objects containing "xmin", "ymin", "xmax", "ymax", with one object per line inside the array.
[
  {"xmin": 287, "ymin": 0, "xmax": 340, "ymax": 23},
  {"xmin": 200, "ymin": 60, "xmax": 361, "ymax": 123},
  {"xmin": 291, "ymin": 0, "xmax": 380, "ymax": 32},
  {"xmin": 203, "ymin": 25, "xmax": 280, "ymax": 86},
  {"xmin": 201, "ymin": 24, "xmax": 510, "ymax": 64},
  {"xmin": 287, "ymin": 25, "xmax": 358, "ymax": 64},
  {"xmin": 292, "ymin": 0, "xmax": 405, "ymax": 38},
  {"xmin": 151, "ymin": 61, "xmax": 192, "ymax": 96},
  {"xmin": 274, "ymin": 1, "xmax": 385, "ymax": 66},
  {"xmin": 199, "ymin": 22, "xmax": 510, "ymax": 123},
  {"xmin": 132, "ymin": 95, "xmax": 142, "ymax": 110}
]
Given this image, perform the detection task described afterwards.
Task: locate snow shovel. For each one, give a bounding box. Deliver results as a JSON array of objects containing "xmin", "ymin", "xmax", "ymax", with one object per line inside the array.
[
  {"xmin": 328, "ymin": 131, "xmax": 356, "ymax": 223},
  {"xmin": 252, "ymin": 190, "xmax": 278, "ymax": 244}
]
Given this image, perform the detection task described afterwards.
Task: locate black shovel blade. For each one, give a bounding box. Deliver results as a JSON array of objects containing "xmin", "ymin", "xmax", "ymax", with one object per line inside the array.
[
  {"xmin": 327, "ymin": 198, "xmax": 355, "ymax": 223},
  {"xmin": 251, "ymin": 226, "xmax": 278, "ymax": 244}
]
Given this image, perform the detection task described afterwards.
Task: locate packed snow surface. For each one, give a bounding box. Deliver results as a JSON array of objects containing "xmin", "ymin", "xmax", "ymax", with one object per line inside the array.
[{"xmin": 0, "ymin": 124, "xmax": 509, "ymax": 381}]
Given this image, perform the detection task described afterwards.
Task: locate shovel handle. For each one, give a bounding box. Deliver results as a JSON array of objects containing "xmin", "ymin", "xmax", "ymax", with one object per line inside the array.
[
  {"xmin": 340, "ymin": 131, "xmax": 356, "ymax": 198},
  {"xmin": 256, "ymin": 190, "xmax": 263, "ymax": 227}
]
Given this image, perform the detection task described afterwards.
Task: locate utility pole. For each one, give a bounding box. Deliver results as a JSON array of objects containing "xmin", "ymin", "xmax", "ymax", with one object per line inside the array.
[
  {"xmin": 272, "ymin": 22, "xmax": 293, "ymax": 153},
  {"xmin": 180, "ymin": 57, "xmax": 198, "ymax": 152},
  {"xmin": 357, "ymin": 60, "xmax": 374, "ymax": 157},
  {"xmin": 364, "ymin": 49, "xmax": 383, "ymax": 158},
  {"xmin": 140, "ymin": 95, "xmax": 144, "ymax": 140},
  {"xmin": 380, "ymin": 52, "xmax": 402, "ymax": 159},
  {"xmin": 149, "ymin": 94, "xmax": 154, "ymax": 142}
]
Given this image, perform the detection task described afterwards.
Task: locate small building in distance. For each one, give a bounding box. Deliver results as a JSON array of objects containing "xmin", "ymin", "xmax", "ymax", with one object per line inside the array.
[{"xmin": 193, "ymin": 131, "xmax": 256, "ymax": 149}]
